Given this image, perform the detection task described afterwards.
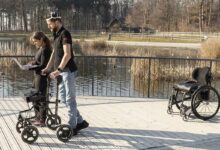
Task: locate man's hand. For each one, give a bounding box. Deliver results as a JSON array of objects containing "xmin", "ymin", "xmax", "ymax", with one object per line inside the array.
[{"xmin": 49, "ymin": 70, "xmax": 60, "ymax": 80}]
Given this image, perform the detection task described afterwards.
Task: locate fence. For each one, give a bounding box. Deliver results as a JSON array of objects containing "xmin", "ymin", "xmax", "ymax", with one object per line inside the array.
[{"xmin": 1, "ymin": 56, "xmax": 220, "ymax": 99}]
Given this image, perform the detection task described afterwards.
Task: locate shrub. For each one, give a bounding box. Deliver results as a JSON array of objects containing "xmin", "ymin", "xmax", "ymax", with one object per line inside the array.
[
  {"xmin": 92, "ymin": 40, "xmax": 107, "ymax": 50},
  {"xmin": 201, "ymin": 38, "xmax": 220, "ymax": 59},
  {"xmin": 72, "ymin": 41, "xmax": 82, "ymax": 54}
]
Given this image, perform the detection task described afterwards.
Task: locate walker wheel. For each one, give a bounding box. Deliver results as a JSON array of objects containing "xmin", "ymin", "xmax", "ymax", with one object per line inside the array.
[
  {"xmin": 167, "ymin": 107, "xmax": 173, "ymax": 114},
  {"xmin": 16, "ymin": 120, "xmax": 31, "ymax": 133},
  {"xmin": 21, "ymin": 125, "xmax": 39, "ymax": 144},
  {"xmin": 46, "ymin": 115, "xmax": 61, "ymax": 130},
  {"xmin": 56, "ymin": 124, "xmax": 72, "ymax": 142}
]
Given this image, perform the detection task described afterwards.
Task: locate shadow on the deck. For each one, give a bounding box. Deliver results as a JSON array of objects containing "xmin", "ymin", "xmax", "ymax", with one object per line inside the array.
[{"xmin": 33, "ymin": 126, "xmax": 220, "ymax": 149}]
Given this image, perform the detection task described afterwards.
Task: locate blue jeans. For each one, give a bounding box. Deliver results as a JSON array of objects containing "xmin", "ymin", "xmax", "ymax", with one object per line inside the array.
[{"xmin": 58, "ymin": 71, "xmax": 83, "ymax": 129}]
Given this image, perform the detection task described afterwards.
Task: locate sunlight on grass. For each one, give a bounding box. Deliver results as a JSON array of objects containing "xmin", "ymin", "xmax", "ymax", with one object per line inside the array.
[
  {"xmin": 201, "ymin": 38, "xmax": 220, "ymax": 59},
  {"xmin": 111, "ymin": 35, "xmax": 201, "ymax": 43}
]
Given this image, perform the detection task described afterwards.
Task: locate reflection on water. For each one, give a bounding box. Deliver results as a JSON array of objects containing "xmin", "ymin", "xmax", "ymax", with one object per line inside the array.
[
  {"xmin": 0, "ymin": 56, "xmax": 175, "ymax": 98},
  {"xmin": 0, "ymin": 38, "xmax": 35, "ymax": 55}
]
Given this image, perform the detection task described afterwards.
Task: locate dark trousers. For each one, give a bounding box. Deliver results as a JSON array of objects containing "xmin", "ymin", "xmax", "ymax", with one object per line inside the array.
[{"xmin": 33, "ymin": 74, "xmax": 48, "ymax": 121}]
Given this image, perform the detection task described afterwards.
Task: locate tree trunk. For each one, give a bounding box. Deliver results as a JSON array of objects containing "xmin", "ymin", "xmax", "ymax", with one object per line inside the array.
[
  {"xmin": 199, "ymin": 0, "xmax": 205, "ymax": 33},
  {"xmin": 20, "ymin": 0, "xmax": 28, "ymax": 32},
  {"xmin": 208, "ymin": 0, "xmax": 213, "ymax": 28}
]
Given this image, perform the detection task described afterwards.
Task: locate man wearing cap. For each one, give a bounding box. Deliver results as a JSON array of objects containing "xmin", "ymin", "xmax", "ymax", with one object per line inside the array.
[{"xmin": 42, "ymin": 12, "xmax": 89, "ymax": 135}]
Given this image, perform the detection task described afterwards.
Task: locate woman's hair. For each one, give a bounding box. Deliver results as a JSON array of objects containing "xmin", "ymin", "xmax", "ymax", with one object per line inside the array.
[{"xmin": 30, "ymin": 32, "xmax": 52, "ymax": 50}]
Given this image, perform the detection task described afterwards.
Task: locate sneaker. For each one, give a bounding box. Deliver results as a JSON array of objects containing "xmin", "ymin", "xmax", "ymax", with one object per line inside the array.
[
  {"xmin": 76, "ymin": 120, "xmax": 89, "ymax": 132},
  {"xmin": 72, "ymin": 128, "xmax": 78, "ymax": 136}
]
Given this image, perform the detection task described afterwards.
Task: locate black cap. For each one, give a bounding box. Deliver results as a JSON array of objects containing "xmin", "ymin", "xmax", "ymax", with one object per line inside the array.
[{"xmin": 46, "ymin": 11, "xmax": 61, "ymax": 21}]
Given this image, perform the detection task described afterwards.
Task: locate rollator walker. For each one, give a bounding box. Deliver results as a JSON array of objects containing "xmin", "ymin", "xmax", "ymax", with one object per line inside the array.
[{"xmin": 14, "ymin": 58, "xmax": 73, "ymax": 144}]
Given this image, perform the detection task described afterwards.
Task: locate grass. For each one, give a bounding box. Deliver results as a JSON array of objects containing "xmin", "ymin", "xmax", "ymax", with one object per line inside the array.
[
  {"xmin": 111, "ymin": 35, "xmax": 201, "ymax": 43},
  {"xmin": 201, "ymin": 37, "xmax": 220, "ymax": 59},
  {"xmin": 75, "ymin": 40, "xmax": 198, "ymax": 58}
]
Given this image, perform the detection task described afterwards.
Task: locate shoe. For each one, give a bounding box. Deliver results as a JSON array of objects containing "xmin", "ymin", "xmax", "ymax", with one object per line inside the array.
[
  {"xmin": 33, "ymin": 120, "xmax": 46, "ymax": 127},
  {"xmin": 72, "ymin": 128, "xmax": 78, "ymax": 136},
  {"xmin": 76, "ymin": 120, "xmax": 89, "ymax": 132}
]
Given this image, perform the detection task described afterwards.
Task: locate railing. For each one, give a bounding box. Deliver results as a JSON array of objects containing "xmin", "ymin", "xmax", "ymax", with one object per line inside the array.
[{"xmin": 1, "ymin": 56, "xmax": 220, "ymax": 99}]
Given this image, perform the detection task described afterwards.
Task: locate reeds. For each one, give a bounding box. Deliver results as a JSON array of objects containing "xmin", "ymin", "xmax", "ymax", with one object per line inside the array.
[{"xmin": 201, "ymin": 38, "xmax": 220, "ymax": 59}]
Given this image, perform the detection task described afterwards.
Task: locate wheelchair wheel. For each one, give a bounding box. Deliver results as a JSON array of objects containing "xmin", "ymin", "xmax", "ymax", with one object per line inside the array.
[
  {"xmin": 16, "ymin": 120, "xmax": 31, "ymax": 133},
  {"xmin": 192, "ymin": 86, "xmax": 220, "ymax": 120},
  {"xmin": 56, "ymin": 124, "xmax": 72, "ymax": 142},
  {"xmin": 46, "ymin": 114, "xmax": 61, "ymax": 130},
  {"xmin": 21, "ymin": 125, "xmax": 39, "ymax": 144}
]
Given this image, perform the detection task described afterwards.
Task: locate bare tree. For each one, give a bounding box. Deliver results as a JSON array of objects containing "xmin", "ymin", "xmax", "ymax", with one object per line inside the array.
[{"xmin": 1, "ymin": 0, "xmax": 220, "ymax": 32}]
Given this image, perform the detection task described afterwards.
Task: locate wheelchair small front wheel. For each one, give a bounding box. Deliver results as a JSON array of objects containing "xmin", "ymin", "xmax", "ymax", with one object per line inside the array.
[
  {"xmin": 168, "ymin": 94, "xmax": 182, "ymax": 110},
  {"xmin": 46, "ymin": 115, "xmax": 61, "ymax": 130},
  {"xmin": 56, "ymin": 124, "xmax": 72, "ymax": 142},
  {"xmin": 192, "ymin": 86, "xmax": 220, "ymax": 120},
  {"xmin": 21, "ymin": 125, "xmax": 39, "ymax": 144}
]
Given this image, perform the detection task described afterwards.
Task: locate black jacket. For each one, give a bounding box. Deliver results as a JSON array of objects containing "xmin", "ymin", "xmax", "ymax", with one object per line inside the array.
[{"xmin": 32, "ymin": 46, "xmax": 51, "ymax": 95}]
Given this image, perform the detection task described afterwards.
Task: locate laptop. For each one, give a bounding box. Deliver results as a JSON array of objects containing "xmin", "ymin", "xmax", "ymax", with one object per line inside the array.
[{"xmin": 12, "ymin": 58, "xmax": 39, "ymax": 70}]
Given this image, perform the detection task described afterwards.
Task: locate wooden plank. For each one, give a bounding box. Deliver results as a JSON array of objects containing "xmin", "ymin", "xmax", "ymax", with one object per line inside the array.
[
  {"xmin": 0, "ymin": 98, "xmax": 39, "ymax": 150},
  {"xmin": 75, "ymin": 100, "xmax": 119, "ymax": 149},
  {"xmin": 5, "ymin": 97, "xmax": 49, "ymax": 150},
  {"xmin": 0, "ymin": 117, "xmax": 12, "ymax": 150},
  {"xmin": 81, "ymin": 106, "xmax": 120, "ymax": 149},
  {"xmin": 0, "ymin": 99, "xmax": 23, "ymax": 150}
]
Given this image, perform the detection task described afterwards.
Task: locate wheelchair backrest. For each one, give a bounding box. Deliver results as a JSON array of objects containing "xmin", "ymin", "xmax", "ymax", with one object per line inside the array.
[{"xmin": 192, "ymin": 67, "xmax": 212, "ymax": 85}]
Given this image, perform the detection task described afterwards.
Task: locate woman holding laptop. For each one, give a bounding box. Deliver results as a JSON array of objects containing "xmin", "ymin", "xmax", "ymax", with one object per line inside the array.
[{"xmin": 29, "ymin": 32, "xmax": 52, "ymax": 126}]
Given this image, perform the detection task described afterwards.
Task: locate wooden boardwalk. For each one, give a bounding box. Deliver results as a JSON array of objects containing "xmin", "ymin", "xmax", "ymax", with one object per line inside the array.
[{"xmin": 0, "ymin": 96, "xmax": 220, "ymax": 150}]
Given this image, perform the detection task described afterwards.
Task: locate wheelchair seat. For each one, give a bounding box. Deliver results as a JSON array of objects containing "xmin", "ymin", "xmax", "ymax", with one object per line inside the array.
[
  {"xmin": 173, "ymin": 67, "xmax": 211, "ymax": 93},
  {"xmin": 173, "ymin": 81, "xmax": 198, "ymax": 92}
]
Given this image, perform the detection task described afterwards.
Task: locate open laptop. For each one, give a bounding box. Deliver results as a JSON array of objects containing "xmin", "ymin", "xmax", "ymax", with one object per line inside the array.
[{"xmin": 12, "ymin": 58, "xmax": 39, "ymax": 70}]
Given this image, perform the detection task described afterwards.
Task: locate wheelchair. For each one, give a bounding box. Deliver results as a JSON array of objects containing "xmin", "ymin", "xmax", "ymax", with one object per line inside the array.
[
  {"xmin": 167, "ymin": 67, "xmax": 220, "ymax": 121},
  {"xmin": 16, "ymin": 77, "xmax": 73, "ymax": 144}
]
